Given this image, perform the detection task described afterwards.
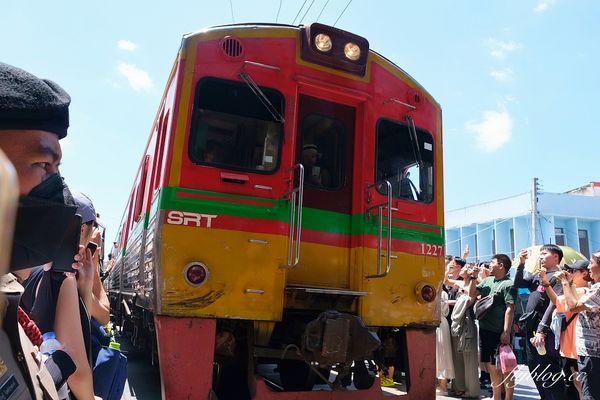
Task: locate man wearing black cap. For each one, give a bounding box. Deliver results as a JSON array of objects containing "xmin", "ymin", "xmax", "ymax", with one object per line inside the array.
[
  {"xmin": 0, "ymin": 62, "xmax": 69, "ymax": 196},
  {"xmin": 0, "ymin": 62, "xmax": 81, "ymax": 400}
]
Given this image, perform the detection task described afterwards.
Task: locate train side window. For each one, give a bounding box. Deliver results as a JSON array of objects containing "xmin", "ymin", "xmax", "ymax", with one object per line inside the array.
[
  {"xmin": 188, "ymin": 78, "xmax": 284, "ymax": 173},
  {"xmin": 375, "ymin": 119, "xmax": 434, "ymax": 203},
  {"xmin": 299, "ymin": 114, "xmax": 345, "ymax": 189}
]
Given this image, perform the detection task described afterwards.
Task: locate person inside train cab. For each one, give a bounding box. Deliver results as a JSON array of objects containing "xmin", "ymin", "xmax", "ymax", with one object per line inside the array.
[
  {"xmin": 301, "ymin": 143, "xmax": 331, "ymax": 187},
  {"xmin": 202, "ymin": 139, "xmax": 225, "ymax": 163}
]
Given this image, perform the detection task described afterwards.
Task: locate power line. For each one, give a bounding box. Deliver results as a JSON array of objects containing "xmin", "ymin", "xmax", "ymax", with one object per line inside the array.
[
  {"xmin": 299, "ymin": 0, "xmax": 316, "ymax": 24},
  {"xmin": 276, "ymin": 0, "xmax": 282, "ymax": 22},
  {"xmin": 316, "ymin": 0, "xmax": 330, "ymax": 21},
  {"xmin": 229, "ymin": 0, "xmax": 235, "ymax": 23},
  {"xmin": 333, "ymin": 0, "xmax": 352, "ymax": 26},
  {"xmin": 292, "ymin": 0, "xmax": 308, "ymax": 25}
]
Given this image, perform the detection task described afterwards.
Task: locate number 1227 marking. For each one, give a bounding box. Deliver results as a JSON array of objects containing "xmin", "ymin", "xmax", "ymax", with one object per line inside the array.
[{"xmin": 421, "ymin": 243, "xmax": 444, "ymax": 257}]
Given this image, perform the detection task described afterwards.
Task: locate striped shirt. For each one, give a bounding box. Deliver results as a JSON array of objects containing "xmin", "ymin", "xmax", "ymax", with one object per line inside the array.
[{"xmin": 576, "ymin": 283, "xmax": 600, "ymax": 357}]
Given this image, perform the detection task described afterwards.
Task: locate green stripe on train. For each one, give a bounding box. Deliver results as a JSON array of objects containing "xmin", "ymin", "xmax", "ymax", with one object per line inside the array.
[{"xmin": 159, "ymin": 187, "xmax": 444, "ymax": 244}]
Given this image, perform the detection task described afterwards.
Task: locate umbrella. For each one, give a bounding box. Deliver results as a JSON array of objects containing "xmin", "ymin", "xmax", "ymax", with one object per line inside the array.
[{"xmin": 511, "ymin": 245, "xmax": 587, "ymax": 273}]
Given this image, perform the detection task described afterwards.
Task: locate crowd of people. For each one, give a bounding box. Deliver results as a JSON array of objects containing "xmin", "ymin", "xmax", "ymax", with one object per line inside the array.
[
  {"xmin": 0, "ymin": 62, "xmax": 125, "ymax": 399},
  {"xmin": 438, "ymin": 244, "xmax": 600, "ymax": 400}
]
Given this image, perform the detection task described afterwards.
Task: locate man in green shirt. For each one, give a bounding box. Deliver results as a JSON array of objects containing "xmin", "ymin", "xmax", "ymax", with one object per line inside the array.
[{"xmin": 468, "ymin": 253, "xmax": 518, "ymax": 400}]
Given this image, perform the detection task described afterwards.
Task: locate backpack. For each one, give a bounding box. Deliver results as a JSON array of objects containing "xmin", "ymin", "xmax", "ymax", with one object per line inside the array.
[{"xmin": 90, "ymin": 319, "xmax": 127, "ymax": 400}]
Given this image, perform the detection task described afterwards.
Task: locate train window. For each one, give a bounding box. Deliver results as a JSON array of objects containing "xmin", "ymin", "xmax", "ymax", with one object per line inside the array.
[
  {"xmin": 300, "ymin": 114, "xmax": 345, "ymax": 189},
  {"xmin": 375, "ymin": 119, "xmax": 434, "ymax": 203},
  {"xmin": 188, "ymin": 78, "xmax": 284, "ymax": 173}
]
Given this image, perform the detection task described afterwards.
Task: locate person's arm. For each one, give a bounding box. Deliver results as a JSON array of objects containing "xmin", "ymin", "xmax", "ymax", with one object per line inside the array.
[
  {"xmin": 501, "ymin": 304, "xmax": 515, "ymax": 345},
  {"xmin": 562, "ymin": 271, "xmax": 596, "ymax": 313},
  {"xmin": 89, "ymin": 229, "xmax": 110, "ymax": 325},
  {"xmin": 91, "ymin": 251, "xmax": 110, "ymax": 325},
  {"xmin": 467, "ymin": 273, "xmax": 479, "ymax": 304},
  {"xmin": 540, "ymin": 270, "xmax": 558, "ymax": 305},
  {"xmin": 55, "ymin": 276, "xmax": 95, "ymax": 400},
  {"xmin": 463, "ymin": 275, "xmax": 477, "ymax": 307},
  {"xmin": 514, "ymin": 249, "xmax": 535, "ymax": 290}
]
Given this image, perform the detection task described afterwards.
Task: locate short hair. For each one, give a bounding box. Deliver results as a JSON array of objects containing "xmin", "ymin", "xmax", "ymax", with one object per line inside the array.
[
  {"xmin": 453, "ymin": 256, "xmax": 466, "ymax": 268},
  {"xmin": 492, "ymin": 254, "xmax": 512, "ymax": 271},
  {"xmin": 445, "ymin": 255, "xmax": 453, "ymax": 262},
  {"xmin": 541, "ymin": 244, "xmax": 563, "ymax": 263}
]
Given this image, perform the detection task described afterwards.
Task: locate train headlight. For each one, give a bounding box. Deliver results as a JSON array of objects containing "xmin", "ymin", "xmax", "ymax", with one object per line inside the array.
[
  {"xmin": 184, "ymin": 262, "xmax": 209, "ymax": 287},
  {"xmin": 415, "ymin": 283, "xmax": 437, "ymax": 303},
  {"xmin": 314, "ymin": 33, "xmax": 332, "ymax": 52},
  {"xmin": 344, "ymin": 42, "xmax": 361, "ymax": 61}
]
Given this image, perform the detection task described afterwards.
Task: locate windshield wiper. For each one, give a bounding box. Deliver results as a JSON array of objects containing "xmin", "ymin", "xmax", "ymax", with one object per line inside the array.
[
  {"xmin": 405, "ymin": 115, "xmax": 423, "ymax": 170},
  {"xmin": 238, "ymin": 72, "xmax": 285, "ymax": 123}
]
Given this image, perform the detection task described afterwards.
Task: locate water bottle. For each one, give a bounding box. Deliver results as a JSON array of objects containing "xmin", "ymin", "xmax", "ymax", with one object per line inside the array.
[
  {"xmin": 530, "ymin": 332, "xmax": 546, "ymax": 356},
  {"xmin": 40, "ymin": 332, "xmax": 69, "ymax": 399},
  {"xmin": 40, "ymin": 332, "xmax": 62, "ymax": 355}
]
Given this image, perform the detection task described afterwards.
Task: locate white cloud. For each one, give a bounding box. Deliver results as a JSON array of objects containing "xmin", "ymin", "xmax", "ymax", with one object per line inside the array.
[
  {"xmin": 489, "ymin": 67, "xmax": 514, "ymax": 82},
  {"xmin": 465, "ymin": 110, "xmax": 513, "ymax": 152},
  {"xmin": 117, "ymin": 40, "xmax": 138, "ymax": 51},
  {"xmin": 534, "ymin": 0, "xmax": 556, "ymax": 13},
  {"xmin": 486, "ymin": 38, "xmax": 522, "ymax": 60},
  {"xmin": 117, "ymin": 62, "xmax": 153, "ymax": 91}
]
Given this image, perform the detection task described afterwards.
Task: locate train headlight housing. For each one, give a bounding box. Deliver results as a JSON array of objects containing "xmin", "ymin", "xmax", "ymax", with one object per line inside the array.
[
  {"xmin": 415, "ymin": 282, "xmax": 437, "ymax": 303},
  {"xmin": 184, "ymin": 262, "xmax": 209, "ymax": 287},
  {"xmin": 314, "ymin": 33, "xmax": 333, "ymax": 52},
  {"xmin": 344, "ymin": 42, "xmax": 361, "ymax": 61},
  {"xmin": 301, "ymin": 23, "xmax": 369, "ymax": 76}
]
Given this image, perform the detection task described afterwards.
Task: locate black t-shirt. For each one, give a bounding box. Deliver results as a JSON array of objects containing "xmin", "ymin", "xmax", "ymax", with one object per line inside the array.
[{"xmin": 20, "ymin": 266, "xmax": 66, "ymax": 334}]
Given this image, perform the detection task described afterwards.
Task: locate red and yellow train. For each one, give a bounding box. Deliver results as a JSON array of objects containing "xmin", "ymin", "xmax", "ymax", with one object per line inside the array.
[{"xmin": 107, "ymin": 22, "xmax": 445, "ymax": 399}]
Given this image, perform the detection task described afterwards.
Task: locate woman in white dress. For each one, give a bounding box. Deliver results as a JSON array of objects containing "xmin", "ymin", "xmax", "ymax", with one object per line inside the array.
[{"xmin": 437, "ymin": 290, "xmax": 455, "ymax": 394}]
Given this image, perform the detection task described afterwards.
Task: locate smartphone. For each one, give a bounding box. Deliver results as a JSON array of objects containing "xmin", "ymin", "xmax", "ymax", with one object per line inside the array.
[
  {"xmin": 52, "ymin": 214, "xmax": 81, "ymax": 273},
  {"xmin": 86, "ymin": 242, "xmax": 98, "ymax": 255},
  {"xmin": 312, "ymin": 166, "xmax": 320, "ymax": 176}
]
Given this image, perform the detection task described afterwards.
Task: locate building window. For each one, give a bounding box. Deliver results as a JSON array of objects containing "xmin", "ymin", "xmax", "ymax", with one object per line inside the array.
[
  {"xmin": 509, "ymin": 228, "xmax": 515, "ymax": 258},
  {"xmin": 555, "ymin": 227, "xmax": 566, "ymax": 246},
  {"xmin": 579, "ymin": 229, "xmax": 590, "ymax": 258}
]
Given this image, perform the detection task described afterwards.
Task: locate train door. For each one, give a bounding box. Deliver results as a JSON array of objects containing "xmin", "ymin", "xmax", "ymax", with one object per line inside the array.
[{"xmin": 286, "ymin": 94, "xmax": 355, "ymax": 289}]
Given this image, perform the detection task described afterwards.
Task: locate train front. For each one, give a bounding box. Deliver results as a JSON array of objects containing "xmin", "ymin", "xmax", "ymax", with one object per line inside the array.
[{"xmin": 151, "ymin": 22, "xmax": 444, "ymax": 399}]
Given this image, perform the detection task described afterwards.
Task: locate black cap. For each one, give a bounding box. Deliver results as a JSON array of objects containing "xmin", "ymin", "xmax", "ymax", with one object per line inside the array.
[
  {"xmin": 0, "ymin": 62, "xmax": 70, "ymax": 139},
  {"xmin": 567, "ymin": 260, "xmax": 589, "ymax": 271}
]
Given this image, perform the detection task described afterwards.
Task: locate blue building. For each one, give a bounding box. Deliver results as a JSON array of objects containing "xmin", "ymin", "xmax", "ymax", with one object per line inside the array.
[{"xmin": 445, "ymin": 180, "xmax": 600, "ymax": 262}]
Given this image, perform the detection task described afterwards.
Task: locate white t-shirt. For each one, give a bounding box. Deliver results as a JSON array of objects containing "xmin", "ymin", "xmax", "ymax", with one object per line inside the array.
[{"xmin": 576, "ymin": 282, "xmax": 600, "ymax": 357}]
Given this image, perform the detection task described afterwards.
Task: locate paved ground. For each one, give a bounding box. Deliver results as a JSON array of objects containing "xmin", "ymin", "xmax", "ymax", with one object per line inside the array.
[{"xmin": 436, "ymin": 365, "xmax": 541, "ymax": 400}]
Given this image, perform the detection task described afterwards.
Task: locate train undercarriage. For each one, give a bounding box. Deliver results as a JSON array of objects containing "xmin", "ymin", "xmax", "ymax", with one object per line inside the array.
[{"xmin": 111, "ymin": 293, "xmax": 436, "ymax": 400}]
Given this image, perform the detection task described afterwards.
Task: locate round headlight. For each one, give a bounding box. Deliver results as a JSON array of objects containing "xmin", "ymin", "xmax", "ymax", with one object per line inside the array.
[
  {"xmin": 414, "ymin": 282, "xmax": 437, "ymax": 303},
  {"xmin": 184, "ymin": 262, "xmax": 209, "ymax": 287},
  {"xmin": 344, "ymin": 42, "xmax": 361, "ymax": 61},
  {"xmin": 314, "ymin": 33, "xmax": 332, "ymax": 52}
]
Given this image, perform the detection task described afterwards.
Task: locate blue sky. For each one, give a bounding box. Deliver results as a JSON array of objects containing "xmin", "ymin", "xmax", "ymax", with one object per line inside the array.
[{"xmin": 2, "ymin": 0, "xmax": 599, "ymax": 241}]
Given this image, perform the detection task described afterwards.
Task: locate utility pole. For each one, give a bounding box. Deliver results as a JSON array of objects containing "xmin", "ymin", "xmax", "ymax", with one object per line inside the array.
[{"xmin": 531, "ymin": 177, "xmax": 540, "ymax": 246}]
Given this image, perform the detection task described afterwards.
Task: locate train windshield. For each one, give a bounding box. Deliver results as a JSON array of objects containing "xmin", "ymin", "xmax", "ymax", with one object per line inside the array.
[
  {"xmin": 188, "ymin": 78, "xmax": 284, "ymax": 173},
  {"xmin": 375, "ymin": 118, "xmax": 434, "ymax": 203}
]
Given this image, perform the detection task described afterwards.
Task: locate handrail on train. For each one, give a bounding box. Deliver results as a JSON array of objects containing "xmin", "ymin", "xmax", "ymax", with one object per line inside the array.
[
  {"xmin": 282, "ymin": 163, "xmax": 304, "ymax": 269},
  {"xmin": 365, "ymin": 180, "xmax": 395, "ymax": 278}
]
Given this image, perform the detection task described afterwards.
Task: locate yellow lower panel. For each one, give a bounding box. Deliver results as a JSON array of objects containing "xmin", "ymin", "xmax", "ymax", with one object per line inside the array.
[
  {"xmin": 158, "ymin": 225, "xmax": 287, "ymax": 321},
  {"xmin": 286, "ymin": 242, "xmax": 351, "ymax": 289},
  {"xmin": 356, "ymin": 247, "xmax": 443, "ymax": 327}
]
